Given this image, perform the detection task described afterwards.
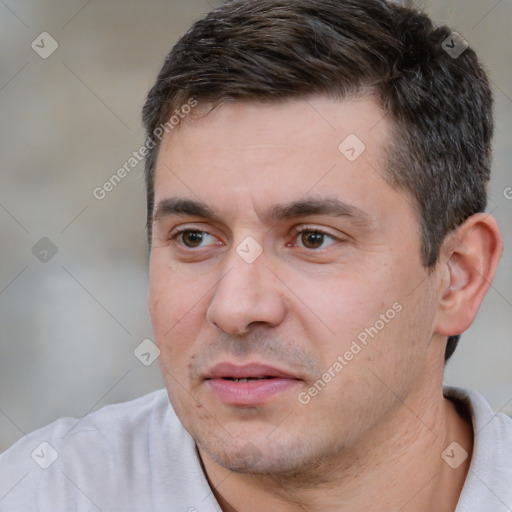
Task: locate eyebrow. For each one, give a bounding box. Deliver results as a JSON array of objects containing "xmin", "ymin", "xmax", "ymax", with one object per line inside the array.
[
  {"xmin": 153, "ymin": 197, "xmax": 221, "ymax": 223},
  {"xmin": 153, "ymin": 196, "xmax": 374, "ymax": 228},
  {"xmin": 268, "ymin": 198, "xmax": 373, "ymax": 227}
]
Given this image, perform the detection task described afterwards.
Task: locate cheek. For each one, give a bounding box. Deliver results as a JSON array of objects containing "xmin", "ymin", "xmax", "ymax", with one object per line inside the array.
[
  {"xmin": 291, "ymin": 264, "xmax": 417, "ymax": 383},
  {"xmin": 150, "ymin": 250, "xmax": 199, "ymax": 318},
  {"xmin": 149, "ymin": 258, "xmax": 209, "ymax": 355},
  {"xmin": 295, "ymin": 274, "xmax": 390, "ymax": 343},
  {"xmin": 150, "ymin": 286, "xmax": 205, "ymax": 396}
]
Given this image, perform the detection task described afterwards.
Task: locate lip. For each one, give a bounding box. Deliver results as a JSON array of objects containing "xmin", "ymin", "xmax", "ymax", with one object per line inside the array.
[
  {"xmin": 204, "ymin": 362, "xmax": 302, "ymax": 406},
  {"xmin": 205, "ymin": 362, "xmax": 300, "ymax": 380}
]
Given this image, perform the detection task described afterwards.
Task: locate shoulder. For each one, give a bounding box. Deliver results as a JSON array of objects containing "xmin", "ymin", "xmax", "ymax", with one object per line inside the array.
[
  {"xmin": 445, "ymin": 386, "xmax": 512, "ymax": 512},
  {"xmin": 0, "ymin": 389, "xmax": 217, "ymax": 512},
  {"xmin": 1, "ymin": 388, "xmax": 173, "ymax": 463},
  {"xmin": 445, "ymin": 386, "xmax": 512, "ymax": 445}
]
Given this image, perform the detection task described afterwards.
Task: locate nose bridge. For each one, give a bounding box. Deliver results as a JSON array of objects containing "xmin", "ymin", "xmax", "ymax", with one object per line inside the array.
[
  {"xmin": 221, "ymin": 253, "xmax": 262, "ymax": 302},
  {"xmin": 206, "ymin": 243, "xmax": 286, "ymax": 335}
]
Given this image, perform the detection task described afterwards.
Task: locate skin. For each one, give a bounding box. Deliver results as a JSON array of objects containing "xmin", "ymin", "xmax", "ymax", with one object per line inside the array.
[{"xmin": 148, "ymin": 96, "xmax": 503, "ymax": 511}]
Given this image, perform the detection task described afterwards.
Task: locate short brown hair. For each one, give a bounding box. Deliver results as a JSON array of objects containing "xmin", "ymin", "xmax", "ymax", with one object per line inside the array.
[{"xmin": 142, "ymin": 0, "xmax": 494, "ymax": 361}]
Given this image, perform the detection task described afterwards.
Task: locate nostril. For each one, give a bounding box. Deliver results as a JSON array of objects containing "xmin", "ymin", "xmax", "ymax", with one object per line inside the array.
[{"xmin": 248, "ymin": 320, "xmax": 268, "ymax": 328}]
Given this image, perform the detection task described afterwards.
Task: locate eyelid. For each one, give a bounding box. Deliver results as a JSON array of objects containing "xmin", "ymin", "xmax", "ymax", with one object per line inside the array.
[
  {"xmin": 289, "ymin": 225, "xmax": 341, "ymax": 241},
  {"xmin": 168, "ymin": 224, "xmax": 219, "ymax": 239}
]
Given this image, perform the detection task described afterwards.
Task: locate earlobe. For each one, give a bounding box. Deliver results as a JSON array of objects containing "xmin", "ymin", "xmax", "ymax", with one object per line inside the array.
[{"xmin": 435, "ymin": 213, "xmax": 503, "ymax": 336}]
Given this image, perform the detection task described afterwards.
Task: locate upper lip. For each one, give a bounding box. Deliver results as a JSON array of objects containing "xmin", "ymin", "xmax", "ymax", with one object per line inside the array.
[{"xmin": 204, "ymin": 362, "xmax": 301, "ymax": 380}]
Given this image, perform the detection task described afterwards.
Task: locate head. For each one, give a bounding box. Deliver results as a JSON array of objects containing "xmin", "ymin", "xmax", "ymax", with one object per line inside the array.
[
  {"xmin": 143, "ymin": 0, "xmax": 501, "ymax": 476},
  {"xmin": 144, "ymin": 0, "xmax": 495, "ymax": 363}
]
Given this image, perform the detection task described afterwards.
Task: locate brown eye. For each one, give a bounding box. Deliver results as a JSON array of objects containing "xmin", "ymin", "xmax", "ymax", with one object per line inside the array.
[
  {"xmin": 180, "ymin": 231, "xmax": 207, "ymax": 248},
  {"xmin": 291, "ymin": 228, "xmax": 339, "ymax": 250},
  {"xmin": 301, "ymin": 231, "xmax": 325, "ymax": 249}
]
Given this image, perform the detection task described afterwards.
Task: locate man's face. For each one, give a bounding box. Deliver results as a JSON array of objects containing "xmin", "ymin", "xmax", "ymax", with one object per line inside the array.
[{"xmin": 149, "ymin": 96, "xmax": 444, "ymax": 475}]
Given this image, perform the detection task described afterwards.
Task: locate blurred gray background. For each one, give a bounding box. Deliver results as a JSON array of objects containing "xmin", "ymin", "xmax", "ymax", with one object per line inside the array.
[{"xmin": 0, "ymin": 0, "xmax": 511, "ymax": 452}]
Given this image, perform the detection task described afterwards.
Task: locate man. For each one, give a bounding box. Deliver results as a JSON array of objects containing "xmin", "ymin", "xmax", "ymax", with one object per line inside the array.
[{"xmin": 0, "ymin": 0, "xmax": 510, "ymax": 510}]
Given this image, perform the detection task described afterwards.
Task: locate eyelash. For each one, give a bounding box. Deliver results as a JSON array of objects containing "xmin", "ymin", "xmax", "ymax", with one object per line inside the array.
[
  {"xmin": 170, "ymin": 226, "xmax": 341, "ymax": 250},
  {"xmin": 171, "ymin": 228, "xmax": 218, "ymax": 248},
  {"xmin": 289, "ymin": 226, "xmax": 340, "ymax": 249}
]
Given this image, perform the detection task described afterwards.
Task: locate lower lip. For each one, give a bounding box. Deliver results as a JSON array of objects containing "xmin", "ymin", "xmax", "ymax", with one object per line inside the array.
[{"xmin": 206, "ymin": 378, "xmax": 300, "ymax": 406}]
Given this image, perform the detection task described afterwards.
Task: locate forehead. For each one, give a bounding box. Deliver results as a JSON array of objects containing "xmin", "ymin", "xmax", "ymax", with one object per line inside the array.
[
  {"xmin": 157, "ymin": 95, "xmax": 388, "ymax": 163},
  {"xmin": 153, "ymin": 96, "xmax": 404, "ymax": 226}
]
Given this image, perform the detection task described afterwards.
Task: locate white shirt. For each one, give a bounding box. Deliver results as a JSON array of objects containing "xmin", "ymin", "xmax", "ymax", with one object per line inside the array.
[{"xmin": 0, "ymin": 386, "xmax": 510, "ymax": 511}]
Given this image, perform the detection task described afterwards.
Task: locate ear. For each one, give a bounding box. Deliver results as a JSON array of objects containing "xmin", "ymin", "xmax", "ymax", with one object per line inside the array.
[{"xmin": 435, "ymin": 213, "xmax": 503, "ymax": 336}]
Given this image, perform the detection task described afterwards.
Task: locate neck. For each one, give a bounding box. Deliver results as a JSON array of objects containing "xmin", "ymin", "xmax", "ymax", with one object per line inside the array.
[{"xmin": 198, "ymin": 384, "xmax": 473, "ymax": 512}]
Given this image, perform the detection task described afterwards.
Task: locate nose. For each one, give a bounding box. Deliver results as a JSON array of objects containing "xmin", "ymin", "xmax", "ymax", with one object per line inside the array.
[{"xmin": 206, "ymin": 247, "xmax": 287, "ymax": 336}]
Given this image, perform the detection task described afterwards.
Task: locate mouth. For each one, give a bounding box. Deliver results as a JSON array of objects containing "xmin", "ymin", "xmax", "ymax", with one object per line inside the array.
[
  {"xmin": 222, "ymin": 376, "xmax": 274, "ymax": 383},
  {"xmin": 203, "ymin": 362, "xmax": 302, "ymax": 406}
]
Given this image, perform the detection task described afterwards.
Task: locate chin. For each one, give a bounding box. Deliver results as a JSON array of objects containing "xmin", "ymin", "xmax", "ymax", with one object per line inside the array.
[
  {"xmin": 211, "ymin": 450, "xmax": 298, "ymax": 475},
  {"xmin": 199, "ymin": 434, "xmax": 323, "ymax": 477}
]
